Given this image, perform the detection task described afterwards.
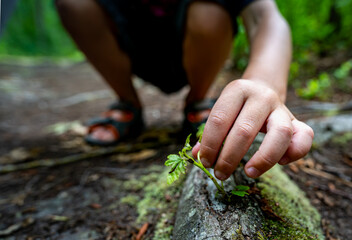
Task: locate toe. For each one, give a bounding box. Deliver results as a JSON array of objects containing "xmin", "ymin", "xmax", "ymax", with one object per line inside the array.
[{"xmin": 90, "ymin": 127, "xmax": 116, "ymax": 142}]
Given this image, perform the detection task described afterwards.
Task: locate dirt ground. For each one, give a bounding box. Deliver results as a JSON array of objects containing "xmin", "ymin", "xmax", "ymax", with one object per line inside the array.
[{"xmin": 0, "ymin": 61, "xmax": 351, "ymax": 239}]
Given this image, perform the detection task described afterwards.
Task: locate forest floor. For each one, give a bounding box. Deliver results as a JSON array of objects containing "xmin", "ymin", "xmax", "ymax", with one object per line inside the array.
[{"xmin": 0, "ymin": 61, "xmax": 351, "ymax": 240}]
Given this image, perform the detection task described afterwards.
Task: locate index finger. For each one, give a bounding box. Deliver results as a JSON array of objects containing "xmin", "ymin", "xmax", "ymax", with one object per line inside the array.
[{"xmin": 200, "ymin": 83, "xmax": 245, "ymax": 168}]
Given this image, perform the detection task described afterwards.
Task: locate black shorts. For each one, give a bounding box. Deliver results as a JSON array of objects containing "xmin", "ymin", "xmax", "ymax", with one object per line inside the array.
[{"xmin": 97, "ymin": 0, "xmax": 255, "ymax": 93}]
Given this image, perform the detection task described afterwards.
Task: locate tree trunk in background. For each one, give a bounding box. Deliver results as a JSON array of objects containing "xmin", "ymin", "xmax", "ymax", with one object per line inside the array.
[
  {"xmin": 34, "ymin": 0, "xmax": 47, "ymax": 52},
  {"xmin": 0, "ymin": 0, "xmax": 18, "ymax": 36}
]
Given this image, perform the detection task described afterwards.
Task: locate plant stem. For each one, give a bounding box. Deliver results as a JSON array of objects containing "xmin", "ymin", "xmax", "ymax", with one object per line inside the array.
[
  {"xmin": 193, "ymin": 161, "xmax": 226, "ymax": 195},
  {"xmin": 184, "ymin": 152, "xmax": 194, "ymax": 162},
  {"xmin": 191, "ymin": 151, "xmax": 226, "ymax": 195}
]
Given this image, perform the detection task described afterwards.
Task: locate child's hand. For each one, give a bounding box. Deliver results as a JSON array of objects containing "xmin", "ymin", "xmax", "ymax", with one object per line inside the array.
[{"xmin": 192, "ymin": 79, "xmax": 314, "ymax": 180}]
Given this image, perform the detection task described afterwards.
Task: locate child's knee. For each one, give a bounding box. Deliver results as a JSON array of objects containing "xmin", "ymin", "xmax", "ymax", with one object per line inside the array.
[
  {"xmin": 185, "ymin": 1, "xmax": 232, "ymax": 37},
  {"xmin": 55, "ymin": 0, "xmax": 94, "ymax": 18}
]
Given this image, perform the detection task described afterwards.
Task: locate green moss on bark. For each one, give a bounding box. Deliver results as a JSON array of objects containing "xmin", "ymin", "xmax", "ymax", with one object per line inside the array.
[
  {"xmin": 258, "ymin": 165, "xmax": 324, "ymax": 240},
  {"xmin": 121, "ymin": 165, "xmax": 185, "ymax": 239}
]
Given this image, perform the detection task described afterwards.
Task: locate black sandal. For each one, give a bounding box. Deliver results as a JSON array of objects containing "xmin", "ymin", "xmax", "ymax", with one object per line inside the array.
[
  {"xmin": 85, "ymin": 101, "xmax": 144, "ymax": 146},
  {"xmin": 183, "ymin": 99, "xmax": 216, "ymax": 134}
]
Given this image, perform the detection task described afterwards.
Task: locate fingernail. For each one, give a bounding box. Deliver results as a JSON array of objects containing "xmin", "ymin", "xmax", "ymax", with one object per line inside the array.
[
  {"xmin": 215, "ymin": 170, "xmax": 228, "ymax": 180},
  {"xmin": 246, "ymin": 167, "xmax": 260, "ymax": 178},
  {"xmin": 279, "ymin": 157, "xmax": 290, "ymax": 165},
  {"xmin": 201, "ymin": 158, "xmax": 211, "ymax": 168}
]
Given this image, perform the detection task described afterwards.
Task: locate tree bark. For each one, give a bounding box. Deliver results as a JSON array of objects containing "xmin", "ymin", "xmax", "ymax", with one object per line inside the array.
[
  {"xmin": 173, "ymin": 166, "xmax": 263, "ymax": 240},
  {"xmin": 173, "ymin": 135, "xmax": 324, "ymax": 240}
]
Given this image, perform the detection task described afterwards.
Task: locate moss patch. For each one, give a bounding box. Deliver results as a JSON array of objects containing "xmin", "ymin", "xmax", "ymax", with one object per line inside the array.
[
  {"xmin": 332, "ymin": 131, "xmax": 352, "ymax": 145},
  {"xmin": 258, "ymin": 165, "xmax": 324, "ymax": 239},
  {"xmin": 122, "ymin": 178, "xmax": 145, "ymax": 192},
  {"xmin": 119, "ymin": 164, "xmax": 185, "ymax": 239},
  {"xmin": 120, "ymin": 195, "xmax": 140, "ymax": 206},
  {"xmin": 139, "ymin": 166, "xmax": 185, "ymax": 240}
]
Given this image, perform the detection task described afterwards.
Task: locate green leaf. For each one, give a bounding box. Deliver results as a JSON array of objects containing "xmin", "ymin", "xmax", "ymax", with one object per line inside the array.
[
  {"xmin": 234, "ymin": 185, "xmax": 250, "ymax": 191},
  {"xmin": 184, "ymin": 134, "xmax": 192, "ymax": 151},
  {"xmin": 167, "ymin": 172, "xmax": 179, "ymax": 185},
  {"xmin": 165, "ymin": 154, "xmax": 183, "ymax": 173},
  {"xmin": 165, "ymin": 154, "xmax": 187, "ymax": 184},
  {"xmin": 231, "ymin": 185, "xmax": 250, "ymax": 197},
  {"xmin": 231, "ymin": 190, "xmax": 249, "ymax": 197},
  {"xmin": 181, "ymin": 134, "xmax": 193, "ymax": 158},
  {"xmin": 167, "ymin": 160, "xmax": 187, "ymax": 184},
  {"xmin": 165, "ymin": 154, "xmax": 182, "ymax": 166},
  {"xmin": 196, "ymin": 123, "xmax": 205, "ymax": 142}
]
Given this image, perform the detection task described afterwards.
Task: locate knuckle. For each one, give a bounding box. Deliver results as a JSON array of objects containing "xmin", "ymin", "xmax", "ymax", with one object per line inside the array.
[
  {"xmin": 276, "ymin": 125, "xmax": 293, "ymax": 140},
  {"xmin": 208, "ymin": 110, "xmax": 229, "ymax": 128},
  {"xmin": 200, "ymin": 143, "xmax": 219, "ymax": 161},
  {"xmin": 237, "ymin": 122, "xmax": 255, "ymax": 139},
  {"xmin": 224, "ymin": 80, "xmax": 247, "ymax": 96},
  {"xmin": 201, "ymin": 143, "xmax": 218, "ymax": 155},
  {"xmin": 292, "ymin": 147, "xmax": 305, "ymax": 160},
  {"xmin": 261, "ymin": 88, "xmax": 279, "ymax": 104},
  {"xmin": 226, "ymin": 79, "xmax": 242, "ymax": 89},
  {"xmin": 218, "ymin": 157, "xmax": 234, "ymax": 170},
  {"xmin": 257, "ymin": 150, "xmax": 276, "ymax": 166},
  {"xmin": 295, "ymin": 143, "xmax": 310, "ymax": 159}
]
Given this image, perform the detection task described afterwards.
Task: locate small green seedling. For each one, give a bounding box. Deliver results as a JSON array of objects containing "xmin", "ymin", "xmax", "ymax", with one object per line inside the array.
[
  {"xmin": 165, "ymin": 124, "xmax": 250, "ymax": 199},
  {"xmin": 231, "ymin": 185, "xmax": 250, "ymax": 197}
]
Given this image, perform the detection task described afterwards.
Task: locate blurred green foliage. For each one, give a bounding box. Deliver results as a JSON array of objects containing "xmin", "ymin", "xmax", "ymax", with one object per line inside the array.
[
  {"xmin": 1, "ymin": 0, "xmax": 352, "ymax": 100},
  {"xmin": 278, "ymin": 0, "xmax": 352, "ymax": 58},
  {"xmin": 0, "ymin": 0, "xmax": 78, "ymax": 57},
  {"xmin": 232, "ymin": 20, "xmax": 249, "ymax": 71},
  {"xmin": 296, "ymin": 73, "xmax": 332, "ymax": 100},
  {"xmin": 232, "ymin": 0, "xmax": 352, "ymax": 100},
  {"xmin": 333, "ymin": 60, "xmax": 352, "ymax": 85},
  {"xmin": 296, "ymin": 59, "xmax": 352, "ymax": 100},
  {"xmin": 233, "ymin": 0, "xmax": 352, "ymax": 66},
  {"xmin": 3, "ymin": 0, "xmax": 351, "ymax": 59}
]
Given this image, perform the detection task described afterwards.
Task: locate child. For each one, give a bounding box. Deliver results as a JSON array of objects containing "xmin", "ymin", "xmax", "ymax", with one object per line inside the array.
[{"xmin": 56, "ymin": 0, "xmax": 314, "ymax": 180}]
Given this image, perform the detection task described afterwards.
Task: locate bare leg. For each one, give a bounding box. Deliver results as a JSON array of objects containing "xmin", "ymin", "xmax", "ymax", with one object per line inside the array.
[
  {"xmin": 56, "ymin": 0, "xmax": 140, "ymax": 142},
  {"xmin": 183, "ymin": 1, "xmax": 233, "ymax": 105},
  {"xmin": 56, "ymin": 0, "xmax": 140, "ymax": 107}
]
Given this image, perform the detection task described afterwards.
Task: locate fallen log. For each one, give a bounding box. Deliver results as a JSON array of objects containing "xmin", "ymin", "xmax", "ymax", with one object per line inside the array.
[{"xmin": 173, "ymin": 136, "xmax": 324, "ymax": 239}]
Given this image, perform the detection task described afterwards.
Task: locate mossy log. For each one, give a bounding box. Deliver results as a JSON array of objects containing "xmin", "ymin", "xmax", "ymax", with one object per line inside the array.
[{"xmin": 173, "ymin": 136, "xmax": 324, "ymax": 240}]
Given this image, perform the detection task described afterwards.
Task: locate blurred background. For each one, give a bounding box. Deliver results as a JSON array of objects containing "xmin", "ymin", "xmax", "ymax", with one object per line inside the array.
[
  {"xmin": 1, "ymin": 0, "xmax": 352, "ymax": 100},
  {"xmin": 0, "ymin": 1, "xmax": 352, "ymax": 239}
]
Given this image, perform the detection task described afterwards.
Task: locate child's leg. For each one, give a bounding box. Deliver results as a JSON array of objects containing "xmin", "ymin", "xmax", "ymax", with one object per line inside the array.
[
  {"xmin": 183, "ymin": 1, "xmax": 233, "ymax": 105},
  {"xmin": 56, "ymin": 0, "xmax": 142, "ymax": 143},
  {"xmin": 55, "ymin": 0, "xmax": 141, "ymax": 108}
]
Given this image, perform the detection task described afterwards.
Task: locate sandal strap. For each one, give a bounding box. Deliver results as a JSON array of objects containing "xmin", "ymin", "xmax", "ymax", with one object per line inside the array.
[
  {"xmin": 183, "ymin": 99, "xmax": 217, "ymax": 133},
  {"xmin": 87, "ymin": 117, "xmax": 136, "ymax": 137},
  {"xmin": 109, "ymin": 100, "xmax": 143, "ymax": 122},
  {"xmin": 85, "ymin": 100, "xmax": 144, "ymax": 146}
]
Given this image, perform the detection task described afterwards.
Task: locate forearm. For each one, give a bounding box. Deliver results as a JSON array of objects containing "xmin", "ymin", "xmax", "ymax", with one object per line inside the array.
[
  {"xmin": 241, "ymin": 1, "xmax": 292, "ymax": 102},
  {"xmin": 199, "ymin": 1, "xmax": 313, "ymax": 181}
]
